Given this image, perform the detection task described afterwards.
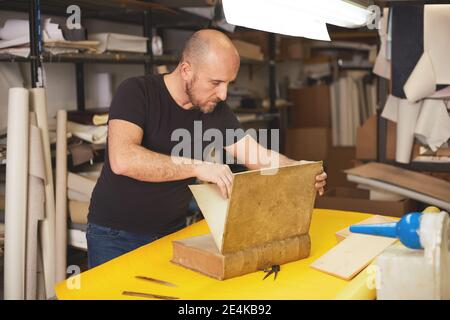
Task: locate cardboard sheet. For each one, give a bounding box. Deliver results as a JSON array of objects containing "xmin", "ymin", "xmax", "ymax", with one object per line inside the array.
[
  {"xmin": 4, "ymin": 87, "xmax": 29, "ymax": 300},
  {"xmin": 345, "ymin": 162, "xmax": 450, "ymax": 211}
]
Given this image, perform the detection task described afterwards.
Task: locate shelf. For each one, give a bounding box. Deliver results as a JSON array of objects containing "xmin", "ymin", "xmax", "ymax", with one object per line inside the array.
[
  {"xmin": 0, "ymin": 52, "xmax": 269, "ymax": 66},
  {"xmin": 1, "ymin": 0, "xmax": 212, "ymax": 28}
]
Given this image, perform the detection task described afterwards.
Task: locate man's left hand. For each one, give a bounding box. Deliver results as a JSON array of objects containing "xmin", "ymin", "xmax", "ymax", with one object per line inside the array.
[{"xmin": 315, "ymin": 171, "xmax": 327, "ymax": 196}]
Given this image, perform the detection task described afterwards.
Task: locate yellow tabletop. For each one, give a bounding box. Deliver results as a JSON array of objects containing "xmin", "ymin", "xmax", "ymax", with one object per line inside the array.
[{"xmin": 55, "ymin": 208, "xmax": 376, "ymax": 300}]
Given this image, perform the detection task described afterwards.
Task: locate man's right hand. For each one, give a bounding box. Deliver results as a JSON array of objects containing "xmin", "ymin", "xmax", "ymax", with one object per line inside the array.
[{"xmin": 194, "ymin": 163, "xmax": 233, "ymax": 199}]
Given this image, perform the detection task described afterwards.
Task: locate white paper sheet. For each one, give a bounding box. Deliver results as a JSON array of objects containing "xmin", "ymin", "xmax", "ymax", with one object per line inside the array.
[
  {"xmin": 415, "ymin": 99, "xmax": 450, "ymax": 152},
  {"xmin": 188, "ymin": 184, "xmax": 228, "ymax": 251},
  {"xmin": 43, "ymin": 18, "xmax": 65, "ymax": 42},
  {"xmin": 0, "ymin": 19, "xmax": 29, "ymax": 40},
  {"xmin": 383, "ymin": 94, "xmax": 450, "ymax": 159},
  {"xmin": 4, "ymin": 87, "xmax": 29, "ymax": 300},
  {"xmin": 373, "ymin": 8, "xmax": 391, "ymax": 79},
  {"xmin": 381, "ymin": 94, "xmax": 400, "ymax": 122},
  {"xmin": 396, "ymin": 99, "xmax": 422, "ymax": 164},
  {"xmin": 404, "ymin": 5, "xmax": 450, "ymax": 102}
]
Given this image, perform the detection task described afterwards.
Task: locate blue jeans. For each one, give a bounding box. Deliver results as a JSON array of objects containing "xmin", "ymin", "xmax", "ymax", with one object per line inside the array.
[{"xmin": 86, "ymin": 222, "xmax": 185, "ymax": 269}]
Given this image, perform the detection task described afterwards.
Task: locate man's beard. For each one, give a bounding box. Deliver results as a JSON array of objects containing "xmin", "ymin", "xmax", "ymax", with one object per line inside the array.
[{"xmin": 186, "ymin": 79, "xmax": 218, "ymax": 114}]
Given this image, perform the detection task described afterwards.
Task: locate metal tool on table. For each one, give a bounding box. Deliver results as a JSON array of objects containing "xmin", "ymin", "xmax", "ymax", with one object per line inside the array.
[
  {"xmin": 262, "ymin": 265, "xmax": 280, "ymax": 280},
  {"xmin": 135, "ymin": 275, "xmax": 177, "ymax": 287},
  {"xmin": 122, "ymin": 291, "xmax": 179, "ymax": 300}
]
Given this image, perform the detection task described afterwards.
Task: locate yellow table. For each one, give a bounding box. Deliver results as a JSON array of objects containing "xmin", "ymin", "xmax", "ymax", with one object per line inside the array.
[{"xmin": 55, "ymin": 209, "xmax": 376, "ymax": 300}]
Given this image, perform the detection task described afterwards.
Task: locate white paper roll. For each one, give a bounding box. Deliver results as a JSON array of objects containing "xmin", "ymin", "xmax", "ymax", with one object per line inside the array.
[
  {"xmin": 55, "ymin": 110, "xmax": 68, "ymax": 283},
  {"xmin": 95, "ymin": 73, "xmax": 113, "ymax": 108},
  {"xmin": 30, "ymin": 88, "xmax": 56, "ymax": 298},
  {"xmin": 4, "ymin": 87, "xmax": 29, "ymax": 300},
  {"xmin": 403, "ymin": 53, "xmax": 436, "ymax": 103},
  {"xmin": 396, "ymin": 99, "xmax": 422, "ymax": 164},
  {"xmin": 25, "ymin": 113, "xmax": 46, "ymax": 300}
]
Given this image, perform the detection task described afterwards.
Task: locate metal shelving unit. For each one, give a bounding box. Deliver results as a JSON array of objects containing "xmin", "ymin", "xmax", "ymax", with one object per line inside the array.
[{"xmin": 0, "ymin": 0, "xmax": 274, "ymax": 112}]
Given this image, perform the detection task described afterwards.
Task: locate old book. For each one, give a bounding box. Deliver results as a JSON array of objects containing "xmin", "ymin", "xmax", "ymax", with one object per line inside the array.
[
  {"xmin": 172, "ymin": 233, "xmax": 310, "ymax": 280},
  {"xmin": 172, "ymin": 162, "xmax": 323, "ymax": 280},
  {"xmin": 67, "ymin": 108, "xmax": 109, "ymax": 126}
]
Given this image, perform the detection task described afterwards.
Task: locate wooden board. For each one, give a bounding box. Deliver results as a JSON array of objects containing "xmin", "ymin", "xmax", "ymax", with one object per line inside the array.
[
  {"xmin": 310, "ymin": 233, "xmax": 397, "ymax": 280},
  {"xmin": 172, "ymin": 233, "xmax": 310, "ymax": 280},
  {"xmin": 344, "ymin": 162, "xmax": 450, "ymax": 203}
]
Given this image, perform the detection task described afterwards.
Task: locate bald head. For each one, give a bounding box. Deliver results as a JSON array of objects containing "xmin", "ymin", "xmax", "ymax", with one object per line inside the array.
[
  {"xmin": 181, "ymin": 29, "xmax": 240, "ymax": 67},
  {"xmin": 173, "ymin": 29, "xmax": 240, "ymax": 114}
]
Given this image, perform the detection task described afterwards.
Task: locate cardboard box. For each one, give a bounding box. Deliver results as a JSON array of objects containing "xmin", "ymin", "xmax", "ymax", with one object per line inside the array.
[
  {"xmin": 356, "ymin": 115, "xmax": 396, "ymax": 161},
  {"xmin": 315, "ymin": 187, "xmax": 419, "ymax": 217},
  {"xmin": 288, "ymin": 85, "xmax": 331, "ymax": 128},
  {"xmin": 324, "ymin": 147, "xmax": 356, "ymax": 189},
  {"xmin": 285, "ymin": 127, "xmax": 331, "ymax": 161},
  {"xmin": 279, "ymin": 37, "xmax": 310, "ymax": 60},
  {"xmin": 232, "ymin": 39, "xmax": 264, "ymax": 61},
  {"xmin": 230, "ymin": 31, "xmax": 270, "ymax": 59}
]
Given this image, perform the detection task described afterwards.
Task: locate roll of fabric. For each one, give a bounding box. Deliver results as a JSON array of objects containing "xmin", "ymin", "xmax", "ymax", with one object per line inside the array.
[
  {"xmin": 25, "ymin": 112, "xmax": 46, "ymax": 300},
  {"xmin": 4, "ymin": 87, "xmax": 29, "ymax": 300},
  {"xmin": 55, "ymin": 110, "xmax": 68, "ymax": 283},
  {"xmin": 30, "ymin": 88, "xmax": 56, "ymax": 298}
]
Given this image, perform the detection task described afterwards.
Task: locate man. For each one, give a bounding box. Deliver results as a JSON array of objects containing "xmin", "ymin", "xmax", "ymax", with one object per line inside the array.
[{"xmin": 87, "ymin": 29, "xmax": 327, "ymax": 268}]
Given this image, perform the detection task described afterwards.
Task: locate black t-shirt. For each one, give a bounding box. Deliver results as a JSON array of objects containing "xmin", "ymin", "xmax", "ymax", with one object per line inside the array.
[{"xmin": 88, "ymin": 74, "xmax": 243, "ymax": 235}]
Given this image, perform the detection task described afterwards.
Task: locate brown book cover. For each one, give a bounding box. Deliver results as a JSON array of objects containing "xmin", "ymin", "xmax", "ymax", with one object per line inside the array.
[
  {"xmin": 172, "ymin": 233, "xmax": 310, "ymax": 280},
  {"xmin": 67, "ymin": 108, "xmax": 109, "ymax": 126},
  {"xmin": 172, "ymin": 162, "xmax": 323, "ymax": 280}
]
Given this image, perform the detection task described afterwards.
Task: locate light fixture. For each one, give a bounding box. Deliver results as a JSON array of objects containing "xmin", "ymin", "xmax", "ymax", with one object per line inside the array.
[{"xmin": 222, "ymin": 0, "xmax": 372, "ymax": 41}]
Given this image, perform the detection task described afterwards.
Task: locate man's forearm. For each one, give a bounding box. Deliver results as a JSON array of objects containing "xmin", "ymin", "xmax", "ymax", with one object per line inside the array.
[
  {"xmin": 245, "ymin": 147, "xmax": 296, "ymax": 170},
  {"xmin": 113, "ymin": 143, "xmax": 199, "ymax": 182}
]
